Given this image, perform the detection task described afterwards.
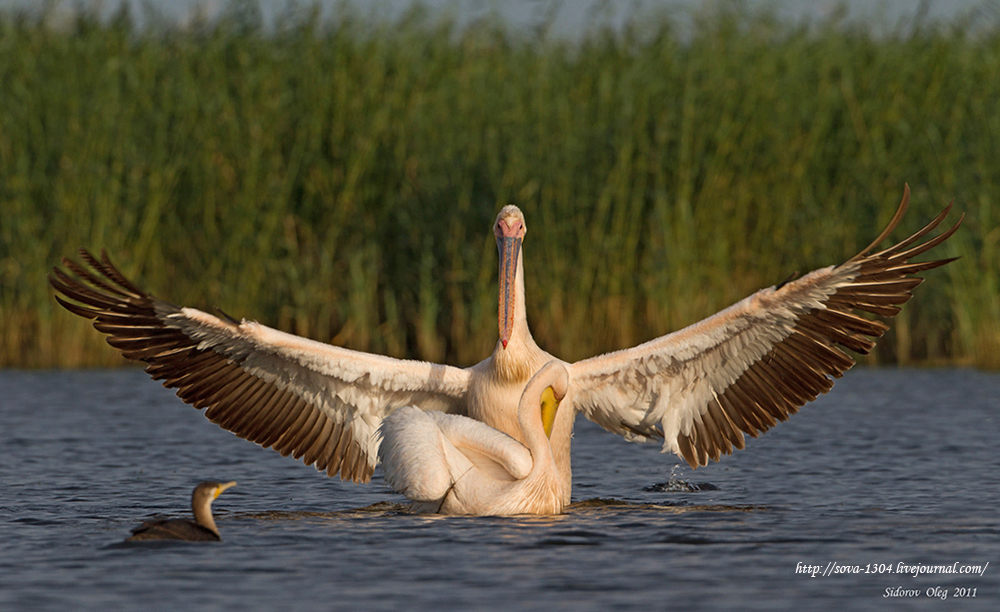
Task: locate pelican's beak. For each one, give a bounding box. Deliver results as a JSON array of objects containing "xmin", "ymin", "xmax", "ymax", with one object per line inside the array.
[
  {"xmin": 497, "ymin": 235, "xmax": 521, "ymax": 349},
  {"xmin": 540, "ymin": 386, "xmax": 561, "ymax": 438},
  {"xmin": 214, "ymin": 481, "xmax": 237, "ymax": 499}
]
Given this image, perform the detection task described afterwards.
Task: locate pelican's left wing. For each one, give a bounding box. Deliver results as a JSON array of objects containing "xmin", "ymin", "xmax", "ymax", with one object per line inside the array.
[
  {"xmin": 49, "ymin": 250, "xmax": 471, "ymax": 482},
  {"xmin": 569, "ymin": 187, "xmax": 961, "ymax": 468}
]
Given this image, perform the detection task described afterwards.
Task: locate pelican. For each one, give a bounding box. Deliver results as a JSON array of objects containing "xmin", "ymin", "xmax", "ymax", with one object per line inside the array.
[
  {"xmin": 50, "ymin": 185, "xmax": 961, "ymax": 511},
  {"xmin": 126, "ymin": 481, "xmax": 236, "ymax": 542},
  {"xmin": 378, "ymin": 360, "xmax": 569, "ymax": 515}
]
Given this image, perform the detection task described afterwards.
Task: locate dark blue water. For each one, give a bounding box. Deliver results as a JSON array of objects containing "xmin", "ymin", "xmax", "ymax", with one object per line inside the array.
[{"xmin": 1, "ymin": 368, "xmax": 997, "ymax": 611}]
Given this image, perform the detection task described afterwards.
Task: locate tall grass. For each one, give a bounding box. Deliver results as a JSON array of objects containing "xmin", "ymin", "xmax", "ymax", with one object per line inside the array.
[{"xmin": 1, "ymin": 4, "xmax": 998, "ymax": 369}]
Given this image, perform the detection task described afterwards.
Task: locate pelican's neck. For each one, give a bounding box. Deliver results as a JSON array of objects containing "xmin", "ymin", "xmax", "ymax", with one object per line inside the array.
[
  {"xmin": 192, "ymin": 496, "xmax": 219, "ymax": 536},
  {"xmin": 493, "ymin": 247, "xmax": 542, "ymax": 383}
]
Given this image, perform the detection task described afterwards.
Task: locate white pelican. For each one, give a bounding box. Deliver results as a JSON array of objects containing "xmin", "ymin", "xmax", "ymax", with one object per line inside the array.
[
  {"xmin": 50, "ymin": 185, "xmax": 961, "ymax": 510},
  {"xmin": 378, "ymin": 360, "xmax": 569, "ymax": 515}
]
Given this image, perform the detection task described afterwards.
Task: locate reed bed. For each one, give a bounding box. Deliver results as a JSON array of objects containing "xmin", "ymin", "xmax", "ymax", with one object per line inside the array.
[{"xmin": 1, "ymin": 4, "xmax": 998, "ymax": 369}]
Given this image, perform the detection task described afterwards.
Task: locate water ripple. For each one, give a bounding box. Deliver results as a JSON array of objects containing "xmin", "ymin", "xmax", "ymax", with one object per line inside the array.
[{"xmin": 1, "ymin": 369, "xmax": 998, "ymax": 612}]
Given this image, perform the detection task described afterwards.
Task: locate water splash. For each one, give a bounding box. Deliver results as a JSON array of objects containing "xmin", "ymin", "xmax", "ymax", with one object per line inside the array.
[{"xmin": 643, "ymin": 465, "xmax": 719, "ymax": 493}]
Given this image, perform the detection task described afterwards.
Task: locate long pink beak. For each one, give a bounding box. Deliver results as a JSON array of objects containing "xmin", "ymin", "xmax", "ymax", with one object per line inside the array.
[{"xmin": 497, "ymin": 235, "xmax": 521, "ymax": 349}]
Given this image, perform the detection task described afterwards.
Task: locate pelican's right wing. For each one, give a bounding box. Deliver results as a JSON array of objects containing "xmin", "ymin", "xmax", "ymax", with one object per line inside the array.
[
  {"xmin": 49, "ymin": 250, "xmax": 472, "ymax": 482},
  {"xmin": 569, "ymin": 186, "xmax": 961, "ymax": 468}
]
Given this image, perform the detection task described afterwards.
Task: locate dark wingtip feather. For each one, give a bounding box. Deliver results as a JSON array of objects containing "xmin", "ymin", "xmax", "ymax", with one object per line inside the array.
[
  {"xmin": 679, "ymin": 187, "xmax": 961, "ymax": 469},
  {"xmin": 49, "ymin": 249, "xmax": 374, "ymax": 485},
  {"xmin": 853, "ymin": 184, "xmax": 910, "ymax": 259}
]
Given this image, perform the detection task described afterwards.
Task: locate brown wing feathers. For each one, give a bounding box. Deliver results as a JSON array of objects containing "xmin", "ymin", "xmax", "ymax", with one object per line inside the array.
[
  {"xmin": 49, "ymin": 249, "xmax": 374, "ymax": 482},
  {"xmin": 676, "ymin": 187, "xmax": 962, "ymax": 468}
]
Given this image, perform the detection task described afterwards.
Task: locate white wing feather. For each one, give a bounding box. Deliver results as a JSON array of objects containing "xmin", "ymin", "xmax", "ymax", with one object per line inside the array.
[
  {"xmin": 49, "ymin": 250, "xmax": 472, "ymax": 482},
  {"xmin": 570, "ymin": 264, "xmax": 846, "ymax": 453},
  {"xmin": 570, "ymin": 192, "xmax": 960, "ymax": 468}
]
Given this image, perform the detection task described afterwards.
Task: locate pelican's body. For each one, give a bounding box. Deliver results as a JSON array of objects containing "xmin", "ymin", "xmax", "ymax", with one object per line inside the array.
[
  {"xmin": 126, "ymin": 481, "xmax": 236, "ymax": 542},
  {"xmin": 51, "ymin": 186, "xmax": 961, "ymax": 515},
  {"xmin": 380, "ymin": 361, "xmax": 569, "ymax": 515},
  {"xmin": 463, "ymin": 218, "xmax": 573, "ymax": 500}
]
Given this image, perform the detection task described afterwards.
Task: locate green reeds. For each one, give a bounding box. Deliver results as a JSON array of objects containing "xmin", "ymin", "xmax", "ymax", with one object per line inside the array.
[{"xmin": 1, "ymin": 5, "xmax": 998, "ymax": 369}]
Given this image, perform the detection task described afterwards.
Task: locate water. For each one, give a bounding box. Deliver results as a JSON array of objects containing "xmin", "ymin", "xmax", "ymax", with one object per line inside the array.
[{"xmin": 1, "ymin": 367, "xmax": 997, "ymax": 610}]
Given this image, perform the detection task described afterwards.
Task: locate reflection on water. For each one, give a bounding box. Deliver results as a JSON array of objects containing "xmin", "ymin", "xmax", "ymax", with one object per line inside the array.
[
  {"xmin": 225, "ymin": 499, "xmax": 765, "ymax": 522},
  {"xmin": 1, "ymin": 368, "xmax": 998, "ymax": 611}
]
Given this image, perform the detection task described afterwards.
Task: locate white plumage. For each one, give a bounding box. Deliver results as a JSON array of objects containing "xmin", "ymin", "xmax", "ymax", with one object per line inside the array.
[
  {"xmin": 379, "ymin": 361, "xmax": 568, "ymax": 515},
  {"xmin": 50, "ymin": 185, "xmax": 961, "ymax": 513}
]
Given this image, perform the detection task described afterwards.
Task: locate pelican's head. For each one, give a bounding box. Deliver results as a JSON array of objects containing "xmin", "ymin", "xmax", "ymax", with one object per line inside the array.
[{"xmin": 495, "ymin": 205, "xmax": 526, "ymax": 349}]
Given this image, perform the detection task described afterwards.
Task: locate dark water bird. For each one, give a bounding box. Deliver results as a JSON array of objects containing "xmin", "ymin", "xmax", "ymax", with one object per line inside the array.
[
  {"xmin": 50, "ymin": 185, "xmax": 960, "ymax": 513},
  {"xmin": 126, "ymin": 481, "xmax": 236, "ymax": 542}
]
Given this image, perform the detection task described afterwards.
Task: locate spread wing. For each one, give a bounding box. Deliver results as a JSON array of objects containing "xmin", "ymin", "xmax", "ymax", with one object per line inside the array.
[
  {"xmin": 49, "ymin": 250, "xmax": 471, "ymax": 482},
  {"xmin": 569, "ymin": 186, "xmax": 961, "ymax": 468}
]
